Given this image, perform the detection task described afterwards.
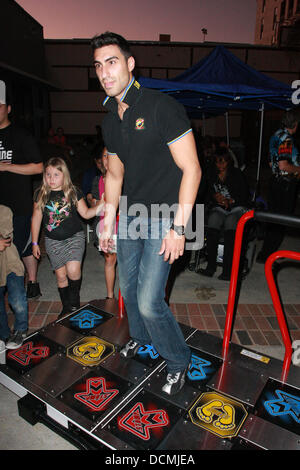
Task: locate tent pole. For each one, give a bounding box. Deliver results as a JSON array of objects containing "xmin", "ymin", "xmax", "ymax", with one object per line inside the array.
[
  {"xmin": 253, "ymin": 102, "xmax": 265, "ymax": 201},
  {"xmin": 225, "ymin": 112, "xmax": 229, "ymax": 146}
]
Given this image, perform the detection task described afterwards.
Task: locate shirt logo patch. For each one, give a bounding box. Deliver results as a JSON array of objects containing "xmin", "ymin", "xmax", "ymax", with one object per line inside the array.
[{"xmin": 135, "ymin": 118, "xmax": 145, "ymax": 130}]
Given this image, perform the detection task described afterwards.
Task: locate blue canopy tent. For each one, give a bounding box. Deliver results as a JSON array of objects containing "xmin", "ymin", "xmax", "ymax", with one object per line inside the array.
[
  {"xmin": 139, "ymin": 45, "xmax": 292, "ymax": 108},
  {"xmin": 139, "ymin": 46, "xmax": 294, "ymax": 196}
]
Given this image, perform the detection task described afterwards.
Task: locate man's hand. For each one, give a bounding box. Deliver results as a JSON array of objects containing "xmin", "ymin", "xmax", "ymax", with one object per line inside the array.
[
  {"xmin": 159, "ymin": 229, "xmax": 185, "ymax": 264},
  {"xmin": 99, "ymin": 229, "xmax": 115, "ymax": 253},
  {"xmin": 0, "ymin": 237, "xmax": 11, "ymax": 252},
  {"xmin": 32, "ymin": 244, "xmax": 41, "ymax": 260}
]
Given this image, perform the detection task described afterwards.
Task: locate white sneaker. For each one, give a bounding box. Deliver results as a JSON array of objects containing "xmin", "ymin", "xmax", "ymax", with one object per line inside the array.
[
  {"xmin": 6, "ymin": 331, "xmax": 27, "ymax": 349},
  {"xmin": 120, "ymin": 339, "xmax": 140, "ymax": 358},
  {"xmin": 162, "ymin": 369, "xmax": 186, "ymax": 395}
]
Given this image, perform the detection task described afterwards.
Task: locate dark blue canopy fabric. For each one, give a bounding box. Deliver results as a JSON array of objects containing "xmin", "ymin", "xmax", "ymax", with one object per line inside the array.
[{"xmin": 138, "ymin": 45, "xmax": 293, "ymax": 113}]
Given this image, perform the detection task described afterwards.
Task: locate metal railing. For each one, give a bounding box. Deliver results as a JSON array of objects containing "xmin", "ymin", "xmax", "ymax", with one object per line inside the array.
[{"xmin": 222, "ymin": 209, "xmax": 300, "ymax": 380}]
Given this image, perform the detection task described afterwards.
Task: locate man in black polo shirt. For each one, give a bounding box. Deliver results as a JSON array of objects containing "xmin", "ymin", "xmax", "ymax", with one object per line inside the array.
[{"xmin": 92, "ymin": 32, "xmax": 201, "ymax": 395}]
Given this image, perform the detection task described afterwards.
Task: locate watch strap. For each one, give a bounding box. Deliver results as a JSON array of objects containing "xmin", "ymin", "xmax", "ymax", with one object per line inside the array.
[{"xmin": 170, "ymin": 223, "xmax": 185, "ymax": 236}]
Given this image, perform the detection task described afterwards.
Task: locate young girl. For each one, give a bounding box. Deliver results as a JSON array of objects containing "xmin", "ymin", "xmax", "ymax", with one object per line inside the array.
[
  {"xmin": 31, "ymin": 157, "xmax": 104, "ymax": 317},
  {"xmin": 91, "ymin": 147, "xmax": 118, "ymax": 299}
]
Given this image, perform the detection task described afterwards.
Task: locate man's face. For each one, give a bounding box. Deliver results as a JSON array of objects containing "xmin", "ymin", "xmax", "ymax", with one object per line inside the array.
[
  {"xmin": 93, "ymin": 44, "xmax": 134, "ymax": 101},
  {"xmin": 0, "ymin": 103, "xmax": 11, "ymax": 129}
]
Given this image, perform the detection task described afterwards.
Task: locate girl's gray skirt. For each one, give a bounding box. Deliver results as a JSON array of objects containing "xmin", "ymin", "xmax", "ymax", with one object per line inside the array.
[{"xmin": 45, "ymin": 231, "xmax": 85, "ymax": 270}]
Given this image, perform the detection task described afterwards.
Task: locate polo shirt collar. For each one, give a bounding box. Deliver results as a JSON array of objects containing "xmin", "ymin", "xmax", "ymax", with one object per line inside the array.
[{"xmin": 103, "ymin": 77, "xmax": 141, "ymax": 112}]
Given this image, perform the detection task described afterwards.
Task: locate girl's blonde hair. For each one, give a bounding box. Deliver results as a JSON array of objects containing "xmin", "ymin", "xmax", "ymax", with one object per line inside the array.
[{"xmin": 35, "ymin": 157, "xmax": 78, "ymax": 211}]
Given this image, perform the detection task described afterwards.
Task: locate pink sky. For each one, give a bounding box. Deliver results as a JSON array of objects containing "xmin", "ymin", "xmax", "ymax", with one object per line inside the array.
[{"xmin": 16, "ymin": 0, "xmax": 256, "ymax": 44}]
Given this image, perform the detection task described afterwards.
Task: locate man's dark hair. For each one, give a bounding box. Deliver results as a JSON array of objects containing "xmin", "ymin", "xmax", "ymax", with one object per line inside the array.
[
  {"xmin": 281, "ymin": 110, "xmax": 299, "ymax": 129},
  {"xmin": 91, "ymin": 31, "xmax": 132, "ymax": 59}
]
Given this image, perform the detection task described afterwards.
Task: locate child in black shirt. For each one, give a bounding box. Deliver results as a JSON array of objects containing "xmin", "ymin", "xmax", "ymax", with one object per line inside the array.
[{"xmin": 31, "ymin": 157, "xmax": 104, "ymax": 317}]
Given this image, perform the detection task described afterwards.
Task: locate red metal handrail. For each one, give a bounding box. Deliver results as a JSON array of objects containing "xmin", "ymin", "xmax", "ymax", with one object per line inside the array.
[
  {"xmin": 118, "ymin": 288, "xmax": 125, "ymax": 317},
  {"xmin": 222, "ymin": 209, "xmax": 299, "ymax": 380},
  {"xmin": 222, "ymin": 210, "xmax": 254, "ymax": 359},
  {"xmin": 265, "ymin": 250, "xmax": 300, "ymax": 380}
]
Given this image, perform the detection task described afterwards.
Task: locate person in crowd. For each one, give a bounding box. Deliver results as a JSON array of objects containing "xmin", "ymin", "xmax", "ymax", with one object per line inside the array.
[
  {"xmin": 54, "ymin": 127, "xmax": 67, "ymax": 148},
  {"xmin": 95, "ymin": 125, "xmax": 103, "ymax": 145},
  {"xmin": 0, "ymin": 94, "xmax": 43, "ymax": 300},
  {"xmin": 92, "ymin": 31, "xmax": 201, "ymax": 395},
  {"xmin": 31, "ymin": 157, "xmax": 104, "ymax": 318},
  {"xmin": 199, "ymin": 148, "xmax": 249, "ymax": 280},
  {"xmin": 256, "ymin": 110, "xmax": 300, "ymax": 264},
  {"xmin": 81, "ymin": 145, "xmax": 104, "ymax": 206},
  {"xmin": 90, "ymin": 147, "xmax": 117, "ymax": 299},
  {"xmin": 200, "ymin": 136, "xmax": 216, "ymax": 171},
  {"xmin": 47, "ymin": 128, "xmax": 56, "ymax": 145},
  {"xmin": 196, "ymin": 136, "xmax": 217, "ymax": 203},
  {"xmin": 54, "ymin": 127, "xmax": 74, "ymax": 159},
  {"xmin": 0, "ymin": 205, "xmax": 28, "ymax": 349},
  {"xmin": 218, "ymin": 138, "xmax": 239, "ymax": 168}
]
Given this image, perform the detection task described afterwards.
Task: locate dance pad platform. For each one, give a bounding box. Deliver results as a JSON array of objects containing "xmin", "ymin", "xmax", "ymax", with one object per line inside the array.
[{"xmin": 1, "ymin": 300, "xmax": 300, "ymax": 450}]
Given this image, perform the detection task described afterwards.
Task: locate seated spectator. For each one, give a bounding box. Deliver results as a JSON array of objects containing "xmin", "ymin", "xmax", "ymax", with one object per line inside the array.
[
  {"xmin": 218, "ymin": 138, "xmax": 239, "ymax": 168},
  {"xmin": 199, "ymin": 149, "xmax": 250, "ymax": 280},
  {"xmin": 0, "ymin": 205, "xmax": 28, "ymax": 349}
]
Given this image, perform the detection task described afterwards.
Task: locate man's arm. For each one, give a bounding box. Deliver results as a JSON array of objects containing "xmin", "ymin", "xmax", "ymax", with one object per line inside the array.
[
  {"xmin": 159, "ymin": 131, "xmax": 201, "ymax": 264},
  {"xmin": 100, "ymin": 154, "xmax": 124, "ymax": 253},
  {"xmin": 0, "ymin": 162, "xmax": 43, "ymax": 175}
]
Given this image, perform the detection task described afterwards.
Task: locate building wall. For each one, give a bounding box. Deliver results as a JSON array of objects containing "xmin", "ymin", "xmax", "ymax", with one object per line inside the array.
[
  {"xmin": 255, "ymin": 0, "xmax": 300, "ymax": 46},
  {"xmin": 45, "ymin": 39, "xmax": 300, "ymax": 139},
  {"xmin": 0, "ymin": 0, "xmax": 51, "ymax": 139},
  {"xmin": 0, "ymin": 0, "xmax": 45, "ymax": 79}
]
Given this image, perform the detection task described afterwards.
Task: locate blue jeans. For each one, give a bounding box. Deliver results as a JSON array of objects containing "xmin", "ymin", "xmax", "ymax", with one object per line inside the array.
[
  {"xmin": 117, "ymin": 215, "xmax": 191, "ymax": 373},
  {"xmin": 0, "ymin": 273, "xmax": 28, "ymax": 340}
]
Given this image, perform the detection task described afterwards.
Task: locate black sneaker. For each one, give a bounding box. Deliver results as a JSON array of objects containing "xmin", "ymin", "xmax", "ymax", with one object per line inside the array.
[
  {"xmin": 27, "ymin": 281, "xmax": 42, "ymax": 299},
  {"xmin": 120, "ymin": 339, "xmax": 140, "ymax": 359},
  {"xmin": 162, "ymin": 369, "xmax": 186, "ymax": 395},
  {"xmin": 6, "ymin": 331, "xmax": 27, "ymax": 349}
]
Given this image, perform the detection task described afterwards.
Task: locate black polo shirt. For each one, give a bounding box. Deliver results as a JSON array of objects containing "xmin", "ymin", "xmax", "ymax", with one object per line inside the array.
[{"xmin": 101, "ymin": 78, "xmax": 192, "ymax": 210}]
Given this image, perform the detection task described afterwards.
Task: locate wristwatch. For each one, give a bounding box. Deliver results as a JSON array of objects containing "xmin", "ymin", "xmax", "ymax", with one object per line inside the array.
[{"xmin": 170, "ymin": 223, "xmax": 185, "ymax": 236}]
